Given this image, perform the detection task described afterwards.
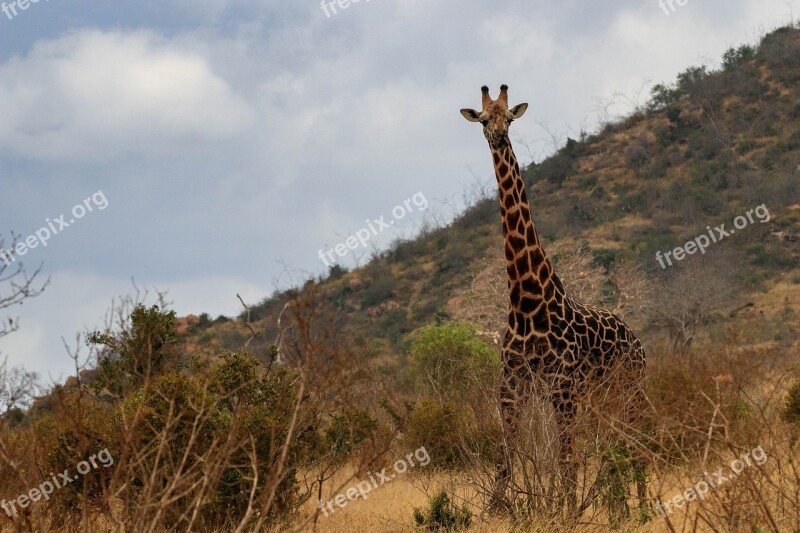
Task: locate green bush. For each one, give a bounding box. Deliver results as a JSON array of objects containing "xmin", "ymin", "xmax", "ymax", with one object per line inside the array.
[
  {"xmin": 532, "ymin": 148, "xmax": 576, "ymax": 187},
  {"xmin": 90, "ymin": 305, "xmax": 178, "ymax": 397},
  {"xmin": 579, "ymin": 175, "xmax": 599, "ymax": 190},
  {"xmin": 748, "ymin": 242, "xmax": 799, "ymax": 269},
  {"xmin": 406, "ymin": 399, "xmax": 463, "ymax": 468},
  {"xmin": 735, "ymin": 135, "xmax": 757, "ymax": 154},
  {"xmin": 722, "ymin": 44, "xmax": 756, "ymax": 71},
  {"xmin": 413, "ymin": 490, "xmax": 472, "ymax": 531},
  {"xmin": 113, "ymin": 351, "xmax": 312, "ymax": 527},
  {"xmin": 592, "ymin": 248, "xmax": 619, "ymax": 270},
  {"xmin": 624, "ymin": 137, "xmax": 650, "ymax": 170},
  {"xmin": 593, "ymin": 444, "xmax": 647, "ymax": 528},
  {"xmin": 648, "ymin": 83, "xmax": 680, "ymax": 111},
  {"xmin": 324, "ymin": 409, "xmax": 377, "ymax": 460},
  {"xmin": 409, "ymin": 324, "xmax": 499, "ymax": 395}
]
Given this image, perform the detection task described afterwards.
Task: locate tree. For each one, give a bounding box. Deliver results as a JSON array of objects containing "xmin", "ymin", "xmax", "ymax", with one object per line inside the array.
[
  {"xmin": 647, "ymin": 251, "xmax": 739, "ymax": 355},
  {"xmin": 0, "ymin": 357, "xmax": 40, "ymax": 415},
  {"xmin": 0, "ymin": 233, "xmax": 47, "ymax": 416},
  {"xmin": 648, "ymin": 83, "xmax": 681, "ymax": 112},
  {"xmin": 722, "ymin": 44, "xmax": 756, "ymax": 71},
  {"xmin": 409, "ymin": 323, "xmax": 499, "ymax": 398},
  {"xmin": 0, "ymin": 233, "xmax": 48, "ymax": 340},
  {"xmin": 89, "ymin": 304, "xmax": 178, "ymax": 398}
]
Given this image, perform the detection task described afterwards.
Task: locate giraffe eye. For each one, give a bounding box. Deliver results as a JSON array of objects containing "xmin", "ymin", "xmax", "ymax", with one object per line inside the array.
[{"xmin": 481, "ymin": 120, "xmax": 488, "ymax": 126}]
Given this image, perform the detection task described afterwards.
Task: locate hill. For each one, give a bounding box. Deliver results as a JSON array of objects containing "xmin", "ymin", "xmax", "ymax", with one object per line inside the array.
[{"xmin": 185, "ymin": 26, "xmax": 800, "ymax": 369}]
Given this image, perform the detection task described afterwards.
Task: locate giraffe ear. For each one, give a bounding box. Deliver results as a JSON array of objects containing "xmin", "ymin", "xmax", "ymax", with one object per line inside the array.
[
  {"xmin": 510, "ymin": 103, "xmax": 528, "ymax": 120},
  {"xmin": 460, "ymin": 108, "xmax": 482, "ymax": 122}
]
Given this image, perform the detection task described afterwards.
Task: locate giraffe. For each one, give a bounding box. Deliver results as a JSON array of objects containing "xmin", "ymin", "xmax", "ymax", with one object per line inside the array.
[{"xmin": 460, "ymin": 85, "xmax": 646, "ymax": 514}]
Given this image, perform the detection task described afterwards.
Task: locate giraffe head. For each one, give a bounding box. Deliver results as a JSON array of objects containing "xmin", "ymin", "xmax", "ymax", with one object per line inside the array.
[{"xmin": 460, "ymin": 85, "xmax": 528, "ymax": 150}]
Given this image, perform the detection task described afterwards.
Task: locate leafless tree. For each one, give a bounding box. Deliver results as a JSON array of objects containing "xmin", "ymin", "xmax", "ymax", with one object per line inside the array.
[
  {"xmin": 0, "ymin": 358, "xmax": 40, "ymax": 416},
  {"xmin": 0, "ymin": 233, "xmax": 49, "ymax": 341},
  {"xmin": 647, "ymin": 251, "xmax": 739, "ymax": 355},
  {"xmin": 0, "ymin": 233, "xmax": 47, "ymax": 418}
]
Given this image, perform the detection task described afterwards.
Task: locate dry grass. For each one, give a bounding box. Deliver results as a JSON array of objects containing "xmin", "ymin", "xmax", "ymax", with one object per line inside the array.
[{"xmin": 296, "ymin": 463, "xmax": 796, "ymax": 532}]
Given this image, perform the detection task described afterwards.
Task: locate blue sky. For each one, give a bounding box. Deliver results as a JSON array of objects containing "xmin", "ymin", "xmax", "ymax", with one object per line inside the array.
[{"xmin": 0, "ymin": 0, "xmax": 792, "ymax": 382}]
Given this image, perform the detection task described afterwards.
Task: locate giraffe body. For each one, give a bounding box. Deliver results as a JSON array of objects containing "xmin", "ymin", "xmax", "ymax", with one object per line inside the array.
[{"xmin": 461, "ymin": 85, "xmax": 646, "ymax": 512}]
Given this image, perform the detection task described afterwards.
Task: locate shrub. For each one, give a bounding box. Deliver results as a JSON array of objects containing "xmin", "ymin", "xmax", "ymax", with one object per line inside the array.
[
  {"xmin": 667, "ymin": 107, "xmax": 684, "ymax": 127},
  {"xmin": 33, "ymin": 392, "xmax": 117, "ymax": 512},
  {"xmin": 534, "ymin": 150, "xmax": 576, "ymax": 187},
  {"xmin": 409, "ymin": 324, "xmax": 499, "ymax": 396},
  {"xmin": 361, "ymin": 271, "xmax": 399, "ymax": 308},
  {"xmin": 113, "ymin": 351, "xmax": 312, "ymax": 527},
  {"xmin": 641, "ymin": 158, "xmax": 670, "ymax": 181},
  {"xmin": 196, "ymin": 312, "xmax": 212, "ymax": 329},
  {"xmin": 579, "ymin": 175, "xmax": 599, "ymax": 190},
  {"xmin": 592, "ymin": 248, "xmax": 618, "ymax": 270},
  {"xmin": 735, "ymin": 135, "xmax": 757, "ymax": 154},
  {"xmin": 624, "ymin": 136, "xmax": 650, "ymax": 170},
  {"xmin": 120, "ymin": 371, "xmax": 226, "ymax": 467},
  {"xmin": 90, "ymin": 305, "xmax": 178, "ymax": 397},
  {"xmin": 783, "ymin": 381, "xmax": 800, "ymax": 425},
  {"xmin": 592, "ymin": 444, "xmax": 647, "ymax": 528},
  {"xmin": 722, "ymin": 44, "xmax": 756, "ymax": 71},
  {"xmin": 324, "ymin": 409, "xmax": 378, "ymax": 459},
  {"xmin": 327, "ymin": 264, "xmax": 348, "ymax": 280},
  {"xmin": 649, "ymin": 83, "xmax": 680, "ymax": 111},
  {"xmin": 567, "ymin": 199, "xmax": 595, "ymax": 228},
  {"xmin": 377, "ymin": 307, "xmax": 411, "ymax": 348},
  {"xmin": 748, "ymin": 242, "xmax": 799, "ymax": 269},
  {"xmin": 676, "ymin": 65, "xmax": 710, "ymax": 98},
  {"xmin": 406, "ymin": 399, "xmax": 463, "ymax": 468},
  {"xmin": 413, "ymin": 490, "xmax": 472, "ymax": 531}
]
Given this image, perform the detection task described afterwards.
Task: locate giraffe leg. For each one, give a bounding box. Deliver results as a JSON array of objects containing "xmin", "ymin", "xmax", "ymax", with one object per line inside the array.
[
  {"xmin": 627, "ymin": 383, "xmax": 649, "ymax": 513},
  {"xmin": 554, "ymin": 396, "xmax": 578, "ymax": 517},
  {"xmin": 560, "ymin": 430, "xmax": 578, "ymax": 517},
  {"xmin": 490, "ymin": 372, "xmax": 519, "ymax": 514},
  {"xmin": 615, "ymin": 356, "xmax": 649, "ymax": 519}
]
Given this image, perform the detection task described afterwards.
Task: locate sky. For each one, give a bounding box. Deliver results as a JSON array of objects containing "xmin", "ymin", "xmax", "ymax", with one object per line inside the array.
[{"xmin": 0, "ymin": 0, "xmax": 794, "ymax": 382}]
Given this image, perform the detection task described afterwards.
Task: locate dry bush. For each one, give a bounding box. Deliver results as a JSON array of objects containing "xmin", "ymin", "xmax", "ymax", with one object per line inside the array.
[
  {"xmin": 441, "ymin": 239, "xmax": 799, "ymax": 530},
  {"xmin": 440, "ymin": 339, "xmax": 800, "ymax": 531},
  {"xmin": 590, "ymin": 340, "xmax": 800, "ymax": 532},
  {"xmin": 0, "ymin": 287, "xmax": 394, "ymax": 532}
]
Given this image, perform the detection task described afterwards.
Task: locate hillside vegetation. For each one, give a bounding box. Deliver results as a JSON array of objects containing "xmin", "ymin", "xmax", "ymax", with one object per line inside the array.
[{"xmin": 192, "ymin": 26, "xmax": 799, "ymax": 365}]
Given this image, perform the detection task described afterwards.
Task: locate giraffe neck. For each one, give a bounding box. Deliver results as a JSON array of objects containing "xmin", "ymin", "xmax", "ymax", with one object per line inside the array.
[{"xmin": 491, "ymin": 143, "xmax": 562, "ymax": 318}]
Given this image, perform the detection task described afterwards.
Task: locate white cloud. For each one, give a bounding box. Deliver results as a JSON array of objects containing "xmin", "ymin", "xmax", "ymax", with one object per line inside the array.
[{"xmin": 0, "ymin": 30, "xmax": 254, "ymax": 160}]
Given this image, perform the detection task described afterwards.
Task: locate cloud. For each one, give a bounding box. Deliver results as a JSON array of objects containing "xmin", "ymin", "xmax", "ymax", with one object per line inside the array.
[{"xmin": 0, "ymin": 29, "xmax": 254, "ymax": 161}]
